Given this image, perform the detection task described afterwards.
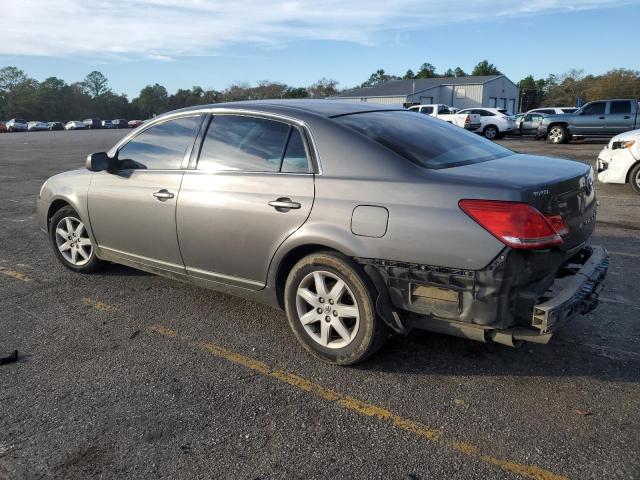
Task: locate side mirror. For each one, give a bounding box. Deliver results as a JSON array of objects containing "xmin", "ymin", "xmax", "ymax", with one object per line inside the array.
[{"xmin": 86, "ymin": 152, "xmax": 113, "ymax": 172}]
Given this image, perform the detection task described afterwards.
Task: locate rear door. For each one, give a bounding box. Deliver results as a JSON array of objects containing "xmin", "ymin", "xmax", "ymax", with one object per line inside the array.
[
  {"xmin": 605, "ymin": 100, "xmax": 634, "ymax": 135},
  {"xmin": 88, "ymin": 115, "xmax": 202, "ymax": 272},
  {"xmin": 572, "ymin": 101, "xmax": 606, "ymax": 135},
  {"xmin": 176, "ymin": 114, "xmax": 315, "ymax": 289}
]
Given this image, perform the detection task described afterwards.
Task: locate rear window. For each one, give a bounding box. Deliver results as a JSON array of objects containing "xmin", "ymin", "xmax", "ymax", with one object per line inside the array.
[
  {"xmin": 561, "ymin": 108, "xmax": 577, "ymax": 113},
  {"xmin": 334, "ymin": 111, "xmax": 513, "ymax": 169}
]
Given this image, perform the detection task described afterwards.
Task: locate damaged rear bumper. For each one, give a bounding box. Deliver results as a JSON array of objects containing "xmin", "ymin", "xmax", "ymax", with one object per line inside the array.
[{"xmin": 359, "ymin": 245, "xmax": 609, "ymax": 346}]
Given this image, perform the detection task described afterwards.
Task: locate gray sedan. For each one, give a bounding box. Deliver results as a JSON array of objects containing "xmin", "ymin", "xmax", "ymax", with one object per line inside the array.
[{"xmin": 37, "ymin": 100, "xmax": 608, "ymax": 364}]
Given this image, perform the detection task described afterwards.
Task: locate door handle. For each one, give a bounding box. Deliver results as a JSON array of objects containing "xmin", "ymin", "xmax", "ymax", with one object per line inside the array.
[
  {"xmin": 153, "ymin": 189, "xmax": 175, "ymax": 201},
  {"xmin": 269, "ymin": 197, "xmax": 301, "ymax": 211}
]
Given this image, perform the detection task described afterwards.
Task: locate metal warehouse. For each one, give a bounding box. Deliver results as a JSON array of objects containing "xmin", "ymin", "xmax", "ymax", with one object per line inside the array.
[{"xmin": 332, "ymin": 75, "xmax": 520, "ymax": 112}]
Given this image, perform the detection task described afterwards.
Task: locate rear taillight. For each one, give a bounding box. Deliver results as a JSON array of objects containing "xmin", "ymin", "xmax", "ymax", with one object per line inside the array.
[
  {"xmin": 459, "ymin": 199, "xmax": 565, "ymax": 249},
  {"xmin": 465, "ymin": 115, "xmax": 471, "ymax": 124}
]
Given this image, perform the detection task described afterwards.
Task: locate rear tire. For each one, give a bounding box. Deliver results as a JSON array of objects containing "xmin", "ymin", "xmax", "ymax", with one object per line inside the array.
[
  {"xmin": 49, "ymin": 206, "xmax": 104, "ymax": 273},
  {"xmin": 483, "ymin": 125, "xmax": 499, "ymax": 140},
  {"xmin": 547, "ymin": 125, "xmax": 569, "ymax": 144},
  {"xmin": 629, "ymin": 163, "xmax": 640, "ymax": 195},
  {"xmin": 284, "ymin": 251, "xmax": 388, "ymax": 365}
]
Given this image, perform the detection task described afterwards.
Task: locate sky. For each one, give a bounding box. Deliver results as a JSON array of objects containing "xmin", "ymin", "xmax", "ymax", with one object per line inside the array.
[{"xmin": 1, "ymin": 0, "xmax": 639, "ymax": 98}]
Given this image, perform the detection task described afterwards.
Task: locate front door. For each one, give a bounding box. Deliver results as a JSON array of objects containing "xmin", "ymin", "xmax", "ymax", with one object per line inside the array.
[
  {"xmin": 177, "ymin": 114, "xmax": 315, "ymax": 289},
  {"xmin": 572, "ymin": 101, "xmax": 606, "ymax": 135},
  {"xmin": 88, "ymin": 115, "xmax": 202, "ymax": 272}
]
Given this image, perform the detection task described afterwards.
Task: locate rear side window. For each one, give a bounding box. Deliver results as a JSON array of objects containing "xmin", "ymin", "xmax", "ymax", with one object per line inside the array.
[
  {"xmin": 420, "ymin": 106, "xmax": 434, "ymax": 114},
  {"xmin": 117, "ymin": 116, "xmax": 200, "ymax": 170},
  {"xmin": 610, "ymin": 101, "xmax": 631, "ymax": 114},
  {"xmin": 479, "ymin": 110, "xmax": 495, "ymax": 117},
  {"xmin": 335, "ymin": 110, "xmax": 513, "ymax": 169},
  {"xmin": 198, "ymin": 115, "xmax": 310, "ymax": 173},
  {"xmin": 561, "ymin": 108, "xmax": 577, "ymax": 113},
  {"xmin": 281, "ymin": 128, "xmax": 310, "ymax": 173}
]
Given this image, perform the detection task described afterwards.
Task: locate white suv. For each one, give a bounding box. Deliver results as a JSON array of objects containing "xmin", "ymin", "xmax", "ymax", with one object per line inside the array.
[{"xmin": 457, "ymin": 108, "xmax": 517, "ymax": 139}]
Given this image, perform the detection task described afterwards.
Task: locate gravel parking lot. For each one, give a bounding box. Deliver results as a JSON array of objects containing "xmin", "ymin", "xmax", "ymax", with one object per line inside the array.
[{"xmin": 1, "ymin": 130, "xmax": 639, "ymax": 480}]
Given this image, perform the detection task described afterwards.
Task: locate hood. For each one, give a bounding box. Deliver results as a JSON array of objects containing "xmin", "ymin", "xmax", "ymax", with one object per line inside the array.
[
  {"xmin": 540, "ymin": 113, "xmax": 574, "ymax": 124},
  {"xmin": 608, "ymin": 128, "xmax": 640, "ymax": 145}
]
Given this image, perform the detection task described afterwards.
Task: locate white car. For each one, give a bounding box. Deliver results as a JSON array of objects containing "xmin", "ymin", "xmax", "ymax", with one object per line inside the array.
[
  {"xmin": 408, "ymin": 104, "xmax": 481, "ymax": 130},
  {"xmin": 5, "ymin": 118, "xmax": 28, "ymax": 132},
  {"xmin": 27, "ymin": 121, "xmax": 49, "ymax": 131},
  {"xmin": 597, "ymin": 128, "xmax": 640, "ymax": 195},
  {"xmin": 527, "ymin": 107, "xmax": 578, "ymax": 115},
  {"xmin": 65, "ymin": 121, "xmax": 86, "ymax": 130},
  {"xmin": 456, "ymin": 108, "xmax": 517, "ymax": 139}
]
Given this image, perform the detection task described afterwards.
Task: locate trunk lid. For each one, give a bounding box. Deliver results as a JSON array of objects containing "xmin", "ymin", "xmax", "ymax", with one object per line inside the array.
[{"xmin": 435, "ymin": 154, "xmax": 597, "ymax": 250}]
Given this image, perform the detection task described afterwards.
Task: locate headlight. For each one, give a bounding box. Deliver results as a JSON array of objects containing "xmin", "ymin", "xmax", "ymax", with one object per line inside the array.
[{"xmin": 611, "ymin": 139, "xmax": 635, "ymax": 150}]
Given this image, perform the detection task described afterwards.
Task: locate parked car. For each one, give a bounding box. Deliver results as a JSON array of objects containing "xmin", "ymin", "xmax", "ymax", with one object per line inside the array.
[
  {"xmin": 0, "ymin": 122, "xmax": 7, "ymax": 133},
  {"xmin": 128, "ymin": 119, "xmax": 144, "ymax": 128},
  {"xmin": 528, "ymin": 107, "xmax": 578, "ymax": 115},
  {"xmin": 515, "ymin": 112, "xmax": 549, "ymax": 138},
  {"xmin": 83, "ymin": 118, "xmax": 102, "ymax": 129},
  {"xmin": 112, "ymin": 119, "xmax": 129, "ymax": 129},
  {"xmin": 48, "ymin": 121, "xmax": 64, "ymax": 131},
  {"xmin": 37, "ymin": 100, "xmax": 607, "ymax": 365},
  {"xmin": 5, "ymin": 118, "xmax": 28, "ymax": 132},
  {"xmin": 65, "ymin": 121, "xmax": 86, "ymax": 130},
  {"xmin": 456, "ymin": 108, "xmax": 517, "ymax": 139},
  {"xmin": 538, "ymin": 99, "xmax": 640, "ymax": 144},
  {"xmin": 27, "ymin": 121, "xmax": 50, "ymax": 131},
  {"xmin": 597, "ymin": 128, "xmax": 640, "ymax": 195},
  {"xmin": 407, "ymin": 104, "xmax": 481, "ymax": 131},
  {"xmin": 101, "ymin": 120, "xmax": 114, "ymax": 129}
]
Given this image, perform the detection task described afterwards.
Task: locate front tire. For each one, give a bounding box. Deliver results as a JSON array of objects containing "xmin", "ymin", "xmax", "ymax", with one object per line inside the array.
[
  {"xmin": 547, "ymin": 125, "xmax": 569, "ymax": 144},
  {"xmin": 284, "ymin": 251, "xmax": 387, "ymax": 365},
  {"xmin": 483, "ymin": 125, "xmax": 499, "ymax": 140},
  {"xmin": 49, "ymin": 206, "xmax": 104, "ymax": 273},
  {"xmin": 629, "ymin": 163, "xmax": 640, "ymax": 195}
]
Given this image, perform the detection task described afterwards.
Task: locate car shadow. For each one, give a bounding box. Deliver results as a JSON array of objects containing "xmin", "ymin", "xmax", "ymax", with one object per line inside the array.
[{"xmin": 356, "ymin": 329, "xmax": 640, "ymax": 383}]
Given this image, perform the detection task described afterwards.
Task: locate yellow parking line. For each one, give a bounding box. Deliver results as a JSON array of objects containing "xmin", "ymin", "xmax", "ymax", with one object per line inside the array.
[
  {"xmin": 0, "ymin": 266, "xmax": 31, "ymax": 282},
  {"xmin": 149, "ymin": 325, "xmax": 568, "ymax": 480},
  {"xmin": 82, "ymin": 297, "xmax": 119, "ymax": 312}
]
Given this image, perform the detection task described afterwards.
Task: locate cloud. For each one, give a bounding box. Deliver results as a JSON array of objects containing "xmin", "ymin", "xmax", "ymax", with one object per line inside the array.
[{"xmin": 1, "ymin": 0, "xmax": 634, "ymax": 58}]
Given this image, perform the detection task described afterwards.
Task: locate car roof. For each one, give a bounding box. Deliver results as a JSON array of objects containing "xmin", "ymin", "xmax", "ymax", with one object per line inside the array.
[{"xmin": 168, "ymin": 99, "xmax": 403, "ymax": 119}]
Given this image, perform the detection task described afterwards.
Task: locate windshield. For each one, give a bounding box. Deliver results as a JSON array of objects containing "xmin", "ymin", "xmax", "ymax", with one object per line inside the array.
[{"xmin": 334, "ymin": 110, "xmax": 513, "ymax": 169}]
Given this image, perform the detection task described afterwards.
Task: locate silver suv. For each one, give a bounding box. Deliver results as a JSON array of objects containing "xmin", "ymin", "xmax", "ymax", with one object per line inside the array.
[{"xmin": 37, "ymin": 100, "xmax": 608, "ymax": 364}]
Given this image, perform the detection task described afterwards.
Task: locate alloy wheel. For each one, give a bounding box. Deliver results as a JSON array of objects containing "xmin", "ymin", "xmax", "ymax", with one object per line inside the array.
[
  {"xmin": 295, "ymin": 270, "xmax": 360, "ymax": 349},
  {"xmin": 549, "ymin": 127, "xmax": 563, "ymax": 143},
  {"xmin": 55, "ymin": 216, "xmax": 93, "ymax": 266},
  {"xmin": 485, "ymin": 127, "xmax": 497, "ymax": 139}
]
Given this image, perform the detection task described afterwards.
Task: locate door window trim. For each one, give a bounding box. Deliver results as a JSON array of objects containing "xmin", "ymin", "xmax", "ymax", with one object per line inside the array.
[{"xmin": 189, "ymin": 112, "xmax": 319, "ymax": 175}]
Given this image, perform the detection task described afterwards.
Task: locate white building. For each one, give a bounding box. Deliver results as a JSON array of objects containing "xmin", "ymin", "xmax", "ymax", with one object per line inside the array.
[{"xmin": 332, "ymin": 75, "xmax": 520, "ymax": 113}]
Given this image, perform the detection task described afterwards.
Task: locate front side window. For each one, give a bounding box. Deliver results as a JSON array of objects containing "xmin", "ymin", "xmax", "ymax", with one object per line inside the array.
[
  {"xmin": 117, "ymin": 116, "xmax": 200, "ymax": 170},
  {"xmin": 581, "ymin": 102, "xmax": 606, "ymax": 115},
  {"xmin": 419, "ymin": 106, "xmax": 433, "ymax": 114},
  {"xmin": 198, "ymin": 115, "xmax": 310, "ymax": 173},
  {"xmin": 335, "ymin": 110, "xmax": 513, "ymax": 170}
]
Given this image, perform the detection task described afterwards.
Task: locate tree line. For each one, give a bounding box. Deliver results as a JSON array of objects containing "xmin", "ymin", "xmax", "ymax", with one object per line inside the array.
[
  {"xmin": 0, "ymin": 67, "xmax": 339, "ymax": 121},
  {"xmin": 2, "ymin": 62, "xmax": 640, "ymax": 121}
]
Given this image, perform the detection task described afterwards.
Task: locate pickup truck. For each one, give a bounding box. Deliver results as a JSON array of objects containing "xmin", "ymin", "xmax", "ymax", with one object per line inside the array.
[
  {"xmin": 538, "ymin": 99, "xmax": 640, "ymax": 144},
  {"xmin": 408, "ymin": 104, "xmax": 481, "ymax": 131}
]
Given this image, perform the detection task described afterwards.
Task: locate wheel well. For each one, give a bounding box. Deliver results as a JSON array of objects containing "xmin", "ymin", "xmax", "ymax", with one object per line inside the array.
[
  {"xmin": 548, "ymin": 122, "xmax": 568, "ymax": 131},
  {"xmin": 626, "ymin": 160, "xmax": 640, "ymax": 183},
  {"xmin": 274, "ymin": 244, "xmax": 341, "ymax": 308},
  {"xmin": 47, "ymin": 200, "xmax": 71, "ymax": 230},
  {"xmin": 484, "ymin": 124, "xmax": 497, "ymax": 130}
]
